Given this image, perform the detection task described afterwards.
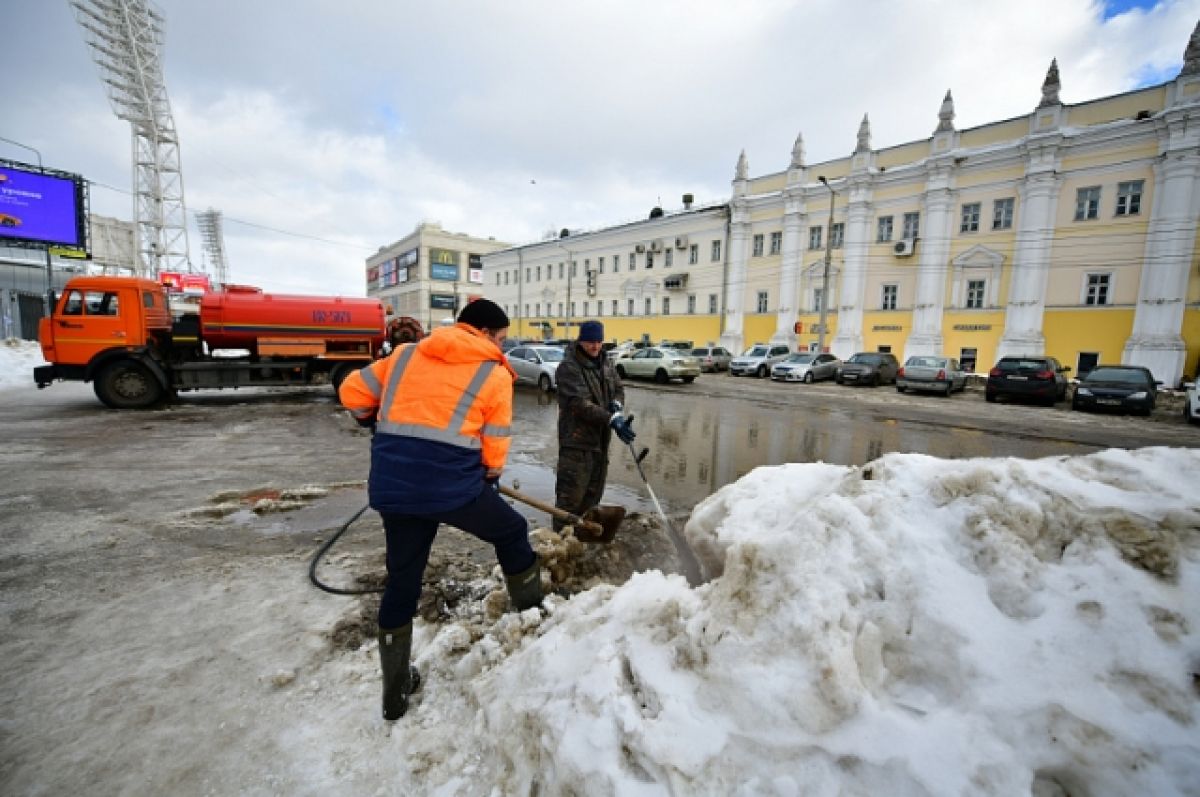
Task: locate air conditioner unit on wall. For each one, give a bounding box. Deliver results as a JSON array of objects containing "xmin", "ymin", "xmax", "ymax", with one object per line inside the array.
[
  {"xmin": 635, "ymin": 244, "xmax": 646, "ymax": 253},
  {"xmin": 894, "ymin": 239, "xmax": 916, "ymax": 257},
  {"xmin": 674, "ymin": 235, "xmax": 689, "ymax": 249},
  {"xmin": 650, "ymin": 240, "xmax": 662, "ymax": 252}
]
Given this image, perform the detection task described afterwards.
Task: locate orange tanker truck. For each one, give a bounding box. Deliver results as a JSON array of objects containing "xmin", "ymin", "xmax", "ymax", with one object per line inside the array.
[{"xmin": 33, "ymin": 274, "xmax": 401, "ymax": 409}]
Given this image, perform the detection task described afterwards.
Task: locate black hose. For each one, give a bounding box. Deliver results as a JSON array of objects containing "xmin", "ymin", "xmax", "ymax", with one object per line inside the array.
[{"xmin": 308, "ymin": 503, "xmax": 385, "ymax": 595}]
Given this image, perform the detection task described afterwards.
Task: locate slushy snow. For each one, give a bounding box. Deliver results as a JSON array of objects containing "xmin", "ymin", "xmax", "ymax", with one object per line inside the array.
[
  {"xmin": 0, "ymin": 338, "xmax": 47, "ymax": 391},
  {"xmin": 0, "ymin": 340, "xmax": 1196, "ymax": 794}
]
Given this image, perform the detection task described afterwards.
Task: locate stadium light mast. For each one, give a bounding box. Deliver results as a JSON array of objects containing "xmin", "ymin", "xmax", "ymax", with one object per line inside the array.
[
  {"xmin": 195, "ymin": 208, "xmax": 229, "ymax": 286},
  {"xmin": 71, "ymin": 0, "xmax": 193, "ymax": 278}
]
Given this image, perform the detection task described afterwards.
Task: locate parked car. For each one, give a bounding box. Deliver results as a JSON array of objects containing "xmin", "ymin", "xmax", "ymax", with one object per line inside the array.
[
  {"xmin": 896, "ymin": 356, "xmax": 968, "ymax": 395},
  {"xmin": 836, "ymin": 352, "xmax": 900, "ymax": 386},
  {"xmin": 985, "ymin": 356, "xmax": 1070, "ymax": 405},
  {"xmin": 1071, "ymin": 365, "xmax": 1160, "ymax": 416},
  {"xmin": 771, "ymin": 352, "xmax": 841, "ymax": 383},
  {"xmin": 660, "ymin": 340, "xmax": 694, "ymax": 351},
  {"xmin": 506, "ymin": 345, "xmax": 564, "ymax": 391},
  {"xmin": 615, "ymin": 347, "xmax": 701, "ymax": 384},
  {"xmin": 730, "ymin": 344, "xmax": 792, "ymax": 377},
  {"xmin": 691, "ymin": 346, "xmax": 733, "ymax": 372},
  {"xmin": 1186, "ymin": 382, "xmax": 1200, "ymax": 425}
]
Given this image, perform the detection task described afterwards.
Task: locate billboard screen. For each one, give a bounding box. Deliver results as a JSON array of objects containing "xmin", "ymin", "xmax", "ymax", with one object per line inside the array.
[
  {"xmin": 0, "ymin": 161, "xmax": 86, "ymax": 249},
  {"xmin": 430, "ymin": 262, "xmax": 458, "ymax": 281}
]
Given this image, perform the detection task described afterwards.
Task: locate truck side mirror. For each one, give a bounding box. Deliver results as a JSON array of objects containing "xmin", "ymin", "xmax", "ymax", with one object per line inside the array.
[{"xmin": 47, "ymin": 290, "xmax": 57, "ymax": 316}]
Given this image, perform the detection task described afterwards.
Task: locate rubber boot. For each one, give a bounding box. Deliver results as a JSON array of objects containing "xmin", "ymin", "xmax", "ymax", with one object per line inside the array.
[
  {"xmin": 378, "ymin": 623, "xmax": 422, "ymax": 721},
  {"xmin": 505, "ymin": 555, "xmax": 543, "ymax": 611}
]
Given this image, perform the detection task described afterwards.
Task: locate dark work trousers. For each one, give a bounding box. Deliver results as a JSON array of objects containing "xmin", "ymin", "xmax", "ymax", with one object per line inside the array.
[
  {"xmin": 377, "ymin": 485, "xmax": 534, "ymax": 629},
  {"xmin": 553, "ymin": 446, "xmax": 608, "ymax": 532}
]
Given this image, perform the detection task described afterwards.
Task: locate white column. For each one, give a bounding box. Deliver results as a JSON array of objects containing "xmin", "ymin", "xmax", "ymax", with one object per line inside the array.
[
  {"xmin": 906, "ymin": 179, "xmax": 956, "ymax": 357},
  {"xmin": 999, "ymin": 164, "xmax": 1061, "ymax": 357},
  {"xmin": 1122, "ymin": 151, "xmax": 1200, "ymax": 385},
  {"xmin": 720, "ymin": 199, "xmax": 751, "ymax": 355},
  {"xmin": 771, "ymin": 197, "xmax": 805, "ymax": 345},
  {"xmin": 831, "ymin": 185, "xmax": 871, "ymax": 357}
]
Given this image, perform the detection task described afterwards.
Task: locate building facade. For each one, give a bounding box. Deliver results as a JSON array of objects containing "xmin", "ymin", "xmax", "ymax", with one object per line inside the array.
[
  {"xmin": 485, "ymin": 28, "xmax": 1200, "ymax": 385},
  {"xmin": 366, "ymin": 222, "xmax": 509, "ymax": 331}
]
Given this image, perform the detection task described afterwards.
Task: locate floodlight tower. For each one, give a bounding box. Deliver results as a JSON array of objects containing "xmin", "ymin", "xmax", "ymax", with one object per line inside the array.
[
  {"xmin": 195, "ymin": 208, "xmax": 229, "ymax": 286},
  {"xmin": 71, "ymin": 0, "xmax": 193, "ymax": 277}
]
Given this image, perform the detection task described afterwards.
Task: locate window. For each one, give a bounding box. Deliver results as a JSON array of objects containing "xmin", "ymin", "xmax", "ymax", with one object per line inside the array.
[
  {"xmin": 628, "ymin": 298, "xmax": 635, "ymax": 316},
  {"xmin": 1116, "ymin": 181, "xmax": 1143, "ymax": 216},
  {"xmin": 752, "ymin": 234, "xmax": 764, "ymax": 257},
  {"xmin": 877, "ymin": 216, "xmax": 893, "ymax": 242},
  {"xmin": 629, "ymin": 253, "xmax": 637, "ymax": 271},
  {"xmin": 611, "ymin": 299, "xmax": 618, "ymax": 315},
  {"xmin": 960, "ymin": 348, "xmax": 978, "ymax": 373},
  {"xmin": 81, "ymin": 290, "xmax": 120, "ymax": 316},
  {"xmin": 570, "ymin": 262, "xmax": 577, "ymax": 278},
  {"xmin": 756, "ymin": 291, "xmax": 768, "ymax": 313},
  {"xmin": 536, "ymin": 266, "xmax": 541, "ymax": 282},
  {"xmin": 664, "ymin": 249, "xmax": 673, "ymax": 268},
  {"xmin": 503, "ymin": 271, "xmax": 509, "ymax": 285},
  {"xmin": 526, "ymin": 267, "xmax": 531, "ymax": 282},
  {"xmin": 598, "ymin": 256, "xmax": 605, "ymax": 274},
  {"xmin": 813, "ymin": 288, "xmax": 823, "ymax": 313},
  {"xmin": 960, "ymin": 202, "xmax": 980, "ymax": 233},
  {"xmin": 524, "ymin": 304, "xmax": 530, "ymax": 317},
  {"xmin": 662, "ymin": 297, "xmax": 670, "ymax": 315},
  {"xmin": 1075, "ymin": 186, "xmax": 1101, "ymax": 221},
  {"xmin": 902, "ymin": 212, "xmax": 920, "ymax": 240},
  {"xmin": 809, "ymin": 226, "xmax": 822, "ymax": 250},
  {"xmin": 881, "ymin": 284, "xmax": 897, "ymax": 310},
  {"xmin": 645, "ymin": 297, "xmax": 652, "ymax": 315},
  {"xmin": 687, "ymin": 294, "xmax": 696, "ymax": 314},
  {"xmin": 646, "ymin": 252, "xmax": 654, "ymax": 269},
  {"xmin": 831, "ymin": 222, "xmax": 844, "ymax": 248},
  {"xmin": 495, "ymin": 272, "xmax": 501, "ymax": 286},
  {"xmin": 966, "ymin": 279, "xmax": 986, "ymax": 309},
  {"xmin": 689, "ymin": 244, "xmax": 698, "ymax": 264},
  {"xmin": 1076, "ymin": 352, "xmax": 1099, "ymax": 379},
  {"xmin": 558, "ymin": 302, "xmax": 563, "ymax": 316},
  {"xmin": 993, "ymin": 198, "xmax": 1014, "ymax": 230},
  {"xmin": 769, "ymin": 231, "xmax": 782, "ymax": 255},
  {"xmin": 711, "ymin": 240, "xmax": 722, "ymax": 261},
  {"xmin": 613, "ymin": 254, "xmax": 620, "ymax": 271},
  {"xmin": 1085, "ymin": 273, "xmax": 1111, "ymax": 306},
  {"xmin": 596, "ymin": 302, "xmax": 603, "ymax": 317},
  {"xmin": 570, "ymin": 301, "xmax": 576, "ymax": 317},
  {"xmin": 709, "ymin": 294, "xmax": 718, "ymax": 314},
  {"xmin": 583, "ymin": 301, "xmax": 589, "ymax": 316},
  {"xmin": 535, "ymin": 302, "xmax": 541, "ymax": 316}
]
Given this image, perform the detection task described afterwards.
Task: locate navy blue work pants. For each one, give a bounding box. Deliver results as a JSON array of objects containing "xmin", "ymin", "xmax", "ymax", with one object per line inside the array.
[{"xmin": 377, "ymin": 485, "xmax": 534, "ymax": 629}]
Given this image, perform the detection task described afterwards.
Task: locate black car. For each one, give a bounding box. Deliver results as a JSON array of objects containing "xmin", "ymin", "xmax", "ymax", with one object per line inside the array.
[
  {"xmin": 836, "ymin": 352, "xmax": 900, "ymax": 386},
  {"xmin": 1071, "ymin": 365, "xmax": 1159, "ymax": 416},
  {"xmin": 985, "ymin": 356, "xmax": 1070, "ymax": 405}
]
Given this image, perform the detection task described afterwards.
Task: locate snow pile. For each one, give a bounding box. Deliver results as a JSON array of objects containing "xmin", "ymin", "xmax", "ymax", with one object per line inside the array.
[
  {"xmin": 361, "ymin": 448, "xmax": 1198, "ymax": 795},
  {"xmin": 0, "ymin": 338, "xmax": 47, "ymax": 391}
]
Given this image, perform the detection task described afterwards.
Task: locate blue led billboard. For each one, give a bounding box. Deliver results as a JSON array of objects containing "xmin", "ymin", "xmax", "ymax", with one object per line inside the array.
[{"xmin": 0, "ymin": 161, "xmax": 87, "ymax": 250}]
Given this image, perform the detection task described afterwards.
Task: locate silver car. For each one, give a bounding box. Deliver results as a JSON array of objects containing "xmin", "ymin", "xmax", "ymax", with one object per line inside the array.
[
  {"xmin": 730, "ymin": 344, "xmax": 792, "ymax": 378},
  {"xmin": 771, "ymin": 352, "xmax": 841, "ymax": 383},
  {"xmin": 615, "ymin": 347, "xmax": 700, "ymax": 384},
  {"xmin": 896, "ymin": 355, "xmax": 968, "ymax": 395},
  {"xmin": 691, "ymin": 346, "xmax": 733, "ymax": 373},
  {"xmin": 507, "ymin": 345, "xmax": 564, "ymax": 392}
]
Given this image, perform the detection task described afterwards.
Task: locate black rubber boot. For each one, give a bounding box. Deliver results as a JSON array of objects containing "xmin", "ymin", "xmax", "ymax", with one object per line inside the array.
[
  {"xmin": 505, "ymin": 555, "xmax": 543, "ymax": 611},
  {"xmin": 378, "ymin": 623, "xmax": 422, "ymax": 721}
]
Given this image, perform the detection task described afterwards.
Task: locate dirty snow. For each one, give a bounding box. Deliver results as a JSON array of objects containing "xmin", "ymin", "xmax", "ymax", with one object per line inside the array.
[
  {"xmin": 1, "ymin": 333, "xmax": 1197, "ymax": 794},
  {"xmin": 0, "ymin": 338, "xmax": 47, "ymax": 391}
]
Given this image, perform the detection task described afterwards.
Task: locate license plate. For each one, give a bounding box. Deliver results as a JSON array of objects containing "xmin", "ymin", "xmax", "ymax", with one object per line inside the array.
[
  {"xmin": 1097, "ymin": 398, "xmax": 1121, "ymax": 405},
  {"xmin": 1008, "ymin": 375, "xmax": 1028, "ymax": 381},
  {"xmin": 845, "ymin": 374, "xmax": 858, "ymax": 381}
]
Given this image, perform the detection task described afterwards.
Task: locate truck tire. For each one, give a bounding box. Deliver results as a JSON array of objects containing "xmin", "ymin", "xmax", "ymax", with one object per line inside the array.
[
  {"xmin": 330, "ymin": 362, "xmax": 364, "ymax": 392},
  {"xmin": 94, "ymin": 360, "xmax": 165, "ymax": 409}
]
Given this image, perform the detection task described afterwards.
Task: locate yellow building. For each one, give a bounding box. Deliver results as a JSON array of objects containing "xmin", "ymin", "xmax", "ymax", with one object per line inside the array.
[{"xmin": 484, "ymin": 25, "xmax": 1200, "ymax": 385}]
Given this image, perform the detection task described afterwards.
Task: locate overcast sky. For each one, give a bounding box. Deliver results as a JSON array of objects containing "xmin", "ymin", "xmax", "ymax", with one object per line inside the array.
[{"xmin": 3, "ymin": 0, "xmax": 1197, "ymax": 295}]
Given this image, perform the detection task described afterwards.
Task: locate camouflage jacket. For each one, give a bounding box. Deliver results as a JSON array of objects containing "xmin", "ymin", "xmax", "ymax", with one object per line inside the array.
[{"xmin": 556, "ymin": 344, "xmax": 625, "ymax": 451}]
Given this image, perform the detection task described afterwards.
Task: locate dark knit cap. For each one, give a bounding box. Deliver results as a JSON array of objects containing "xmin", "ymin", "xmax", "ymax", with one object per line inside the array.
[
  {"xmin": 457, "ymin": 298, "xmax": 510, "ymax": 330},
  {"xmin": 578, "ymin": 320, "xmax": 604, "ymax": 342}
]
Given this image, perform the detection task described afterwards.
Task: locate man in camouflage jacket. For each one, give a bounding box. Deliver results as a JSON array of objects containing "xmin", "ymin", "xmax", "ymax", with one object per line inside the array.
[{"xmin": 554, "ymin": 320, "xmax": 634, "ymax": 532}]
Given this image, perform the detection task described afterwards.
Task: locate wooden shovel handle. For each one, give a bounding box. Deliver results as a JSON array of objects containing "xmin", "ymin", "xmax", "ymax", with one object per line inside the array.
[{"xmin": 498, "ymin": 484, "xmax": 605, "ymax": 535}]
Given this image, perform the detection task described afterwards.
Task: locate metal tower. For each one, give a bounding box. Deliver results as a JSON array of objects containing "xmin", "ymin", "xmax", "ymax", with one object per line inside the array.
[
  {"xmin": 195, "ymin": 208, "xmax": 230, "ymax": 286},
  {"xmin": 71, "ymin": 0, "xmax": 193, "ymax": 277}
]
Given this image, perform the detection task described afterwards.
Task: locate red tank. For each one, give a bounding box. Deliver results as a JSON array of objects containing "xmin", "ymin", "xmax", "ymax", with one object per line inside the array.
[{"xmin": 199, "ymin": 287, "xmax": 386, "ymax": 351}]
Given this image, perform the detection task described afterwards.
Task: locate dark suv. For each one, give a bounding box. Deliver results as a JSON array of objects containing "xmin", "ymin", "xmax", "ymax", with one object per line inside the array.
[
  {"xmin": 986, "ymin": 356, "xmax": 1070, "ymax": 405},
  {"xmin": 836, "ymin": 352, "xmax": 900, "ymax": 386}
]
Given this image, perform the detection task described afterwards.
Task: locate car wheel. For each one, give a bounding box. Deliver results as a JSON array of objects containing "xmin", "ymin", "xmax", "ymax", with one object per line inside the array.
[
  {"xmin": 682, "ymin": 376, "xmax": 695, "ymax": 384},
  {"xmin": 836, "ymin": 377, "xmax": 843, "ymax": 385},
  {"xmin": 616, "ymin": 365, "xmax": 627, "ymax": 379},
  {"xmin": 985, "ymin": 392, "xmax": 996, "ymax": 403},
  {"xmin": 803, "ymin": 372, "xmax": 813, "ymax": 384},
  {"xmin": 942, "ymin": 383, "xmax": 952, "ymax": 397},
  {"xmin": 757, "ymin": 365, "xmax": 768, "ymax": 378},
  {"xmin": 869, "ymin": 373, "xmax": 880, "ymax": 388},
  {"xmin": 1071, "ymin": 400, "xmax": 1081, "ymax": 411},
  {"xmin": 896, "ymin": 385, "xmax": 906, "ymax": 393},
  {"xmin": 654, "ymin": 369, "xmax": 669, "ymax": 384},
  {"xmin": 1187, "ymin": 404, "xmax": 1200, "ymax": 426},
  {"xmin": 538, "ymin": 374, "xmax": 552, "ymax": 392}
]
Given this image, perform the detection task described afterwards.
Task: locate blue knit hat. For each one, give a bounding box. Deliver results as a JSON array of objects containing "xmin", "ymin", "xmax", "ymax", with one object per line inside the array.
[{"xmin": 578, "ymin": 320, "xmax": 604, "ymax": 342}]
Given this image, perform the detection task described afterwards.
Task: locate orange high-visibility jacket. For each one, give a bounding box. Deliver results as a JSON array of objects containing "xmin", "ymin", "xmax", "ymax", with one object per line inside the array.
[{"xmin": 341, "ymin": 323, "xmax": 516, "ymax": 468}]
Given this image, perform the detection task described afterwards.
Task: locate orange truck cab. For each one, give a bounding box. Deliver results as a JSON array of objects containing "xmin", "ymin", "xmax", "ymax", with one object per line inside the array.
[{"xmin": 35, "ymin": 275, "xmax": 386, "ymax": 409}]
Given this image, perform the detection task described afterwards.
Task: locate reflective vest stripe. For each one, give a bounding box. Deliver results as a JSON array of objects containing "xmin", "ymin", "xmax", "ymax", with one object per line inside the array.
[
  {"xmin": 375, "ymin": 421, "xmax": 482, "ymax": 449},
  {"xmin": 480, "ymin": 423, "xmax": 511, "ymax": 437},
  {"xmin": 447, "ymin": 361, "xmax": 498, "ymax": 433},
  {"xmin": 380, "ymin": 344, "xmax": 417, "ymax": 410},
  {"xmin": 357, "ymin": 366, "xmax": 382, "ymax": 399}
]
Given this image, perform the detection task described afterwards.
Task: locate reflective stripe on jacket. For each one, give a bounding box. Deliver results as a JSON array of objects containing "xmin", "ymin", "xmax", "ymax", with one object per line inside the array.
[{"xmin": 339, "ymin": 323, "xmax": 516, "ymax": 514}]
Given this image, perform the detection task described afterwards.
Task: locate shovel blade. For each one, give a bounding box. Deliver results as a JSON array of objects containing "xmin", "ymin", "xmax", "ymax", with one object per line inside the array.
[{"xmin": 575, "ymin": 505, "xmax": 627, "ymax": 544}]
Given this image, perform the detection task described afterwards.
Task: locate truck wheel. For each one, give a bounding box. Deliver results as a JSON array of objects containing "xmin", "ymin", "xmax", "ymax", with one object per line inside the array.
[
  {"xmin": 330, "ymin": 362, "xmax": 364, "ymax": 392},
  {"xmin": 94, "ymin": 360, "xmax": 164, "ymax": 409}
]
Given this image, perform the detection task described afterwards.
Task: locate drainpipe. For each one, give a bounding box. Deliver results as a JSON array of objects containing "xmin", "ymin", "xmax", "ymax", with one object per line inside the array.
[{"xmin": 719, "ymin": 206, "xmax": 731, "ymax": 336}]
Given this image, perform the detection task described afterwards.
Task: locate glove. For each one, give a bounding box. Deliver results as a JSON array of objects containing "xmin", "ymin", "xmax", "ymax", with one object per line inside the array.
[
  {"xmin": 608, "ymin": 400, "xmax": 623, "ymax": 414},
  {"xmin": 609, "ymin": 411, "xmax": 636, "ymax": 445}
]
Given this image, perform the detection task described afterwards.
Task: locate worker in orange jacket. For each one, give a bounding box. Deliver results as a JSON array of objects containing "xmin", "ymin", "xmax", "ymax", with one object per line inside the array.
[{"xmin": 339, "ymin": 298, "xmax": 541, "ymax": 721}]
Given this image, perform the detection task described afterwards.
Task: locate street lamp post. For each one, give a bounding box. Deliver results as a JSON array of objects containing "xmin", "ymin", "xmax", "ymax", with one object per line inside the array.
[
  {"xmin": 557, "ymin": 243, "xmax": 573, "ymax": 340},
  {"xmin": 0, "ymin": 137, "xmax": 54, "ymax": 314},
  {"xmin": 817, "ymin": 176, "xmax": 836, "ymax": 354}
]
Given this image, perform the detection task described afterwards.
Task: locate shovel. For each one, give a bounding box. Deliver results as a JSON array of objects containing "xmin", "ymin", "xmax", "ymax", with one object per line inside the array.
[{"xmin": 498, "ymin": 484, "xmax": 626, "ymax": 543}]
